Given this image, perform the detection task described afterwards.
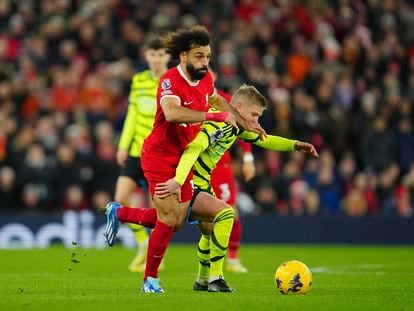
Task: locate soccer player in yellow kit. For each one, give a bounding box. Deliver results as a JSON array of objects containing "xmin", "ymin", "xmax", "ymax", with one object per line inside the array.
[
  {"xmin": 155, "ymin": 84, "xmax": 318, "ymax": 290},
  {"xmin": 115, "ymin": 38, "xmax": 170, "ymax": 272}
]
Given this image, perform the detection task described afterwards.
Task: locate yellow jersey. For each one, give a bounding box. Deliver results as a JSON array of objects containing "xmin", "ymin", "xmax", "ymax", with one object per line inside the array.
[
  {"xmin": 118, "ymin": 70, "xmax": 159, "ymax": 157},
  {"xmin": 174, "ymin": 119, "xmax": 296, "ymax": 190}
]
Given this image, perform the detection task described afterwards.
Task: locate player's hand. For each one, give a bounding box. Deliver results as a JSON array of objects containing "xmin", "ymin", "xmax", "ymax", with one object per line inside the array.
[
  {"xmin": 294, "ymin": 141, "xmax": 319, "ymax": 157},
  {"xmin": 235, "ymin": 113, "xmax": 267, "ymax": 140},
  {"xmin": 224, "ymin": 113, "xmax": 238, "ymax": 129},
  {"xmin": 155, "ymin": 179, "xmax": 181, "ymax": 201},
  {"xmin": 242, "ymin": 161, "xmax": 256, "ymax": 182},
  {"xmin": 248, "ymin": 120, "xmax": 267, "ymax": 141},
  {"xmin": 116, "ymin": 149, "xmax": 128, "ymax": 166}
]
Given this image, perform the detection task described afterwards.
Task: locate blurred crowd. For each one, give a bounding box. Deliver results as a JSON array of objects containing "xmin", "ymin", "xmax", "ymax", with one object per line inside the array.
[{"xmin": 0, "ymin": 0, "xmax": 413, "ymax": 218}]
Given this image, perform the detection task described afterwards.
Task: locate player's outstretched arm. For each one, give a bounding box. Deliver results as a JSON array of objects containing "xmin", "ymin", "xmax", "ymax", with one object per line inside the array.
[
  {"xmin": 240, "ymin": 131, "xmax": 318, "ymax": 157},
  {"xmin": 209, "ymin": 94, "xmax": 266, "ymax": 138},
  {"xmin": 161, "ymin": 97, "xmax": 236, "ymax": 126},
  {"xmin": 161, "ymin": 97, "xmax": 206, "ymax": 122},
  {"xmin": 293, "ymin": 141, "xmax": 319, "ymax": 157}
]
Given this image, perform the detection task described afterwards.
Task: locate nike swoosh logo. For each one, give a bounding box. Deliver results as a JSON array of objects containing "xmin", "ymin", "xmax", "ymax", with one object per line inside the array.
[{"xmin": 183, "ymin": 101, "xmax": 193, "ymax": 105}]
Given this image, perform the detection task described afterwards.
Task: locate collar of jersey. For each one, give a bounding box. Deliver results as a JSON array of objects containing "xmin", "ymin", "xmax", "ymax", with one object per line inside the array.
[
  {"xmin": 177, "ymin": 65, "xmax": 200, "ymax": 86},
  {"xmin": 236, "ymin": 128, "xmax": 244, "ymax": 136}
]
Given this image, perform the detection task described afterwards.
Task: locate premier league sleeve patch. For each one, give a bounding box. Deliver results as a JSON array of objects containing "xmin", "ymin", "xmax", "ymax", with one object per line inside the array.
[
  {"xmin": 210, "ymin": 129, "xmax": 224, "ymax": 143},
  {"xmin": 161, "ymin": 79, "xmax": 172, "ymax": 91}
]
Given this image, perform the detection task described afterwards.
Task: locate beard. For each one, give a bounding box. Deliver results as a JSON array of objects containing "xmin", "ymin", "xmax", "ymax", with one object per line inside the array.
[{"xmin": 186, "ymin": 62, "xmax": 208, "ymax": 80}]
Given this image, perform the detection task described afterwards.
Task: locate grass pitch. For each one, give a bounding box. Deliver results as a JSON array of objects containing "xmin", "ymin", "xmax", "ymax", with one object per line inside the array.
[{"xmin": 1, "ymin": 245, "xmax": 413, "ymax": 311}]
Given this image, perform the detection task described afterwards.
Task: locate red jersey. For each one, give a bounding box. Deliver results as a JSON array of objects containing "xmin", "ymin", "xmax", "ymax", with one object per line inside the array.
[{"xmin": 143, "ymin": 65, "xmax": 215, "ymax": 157}]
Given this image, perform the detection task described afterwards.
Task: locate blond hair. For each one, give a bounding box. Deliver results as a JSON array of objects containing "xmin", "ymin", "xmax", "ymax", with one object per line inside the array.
[{"xmin": 230, "ymin": 84, "xmax": 267, "ymax": 108}]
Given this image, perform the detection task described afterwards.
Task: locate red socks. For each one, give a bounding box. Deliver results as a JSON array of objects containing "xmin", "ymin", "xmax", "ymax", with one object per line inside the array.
[
  {"xmin": 228, "ymin": 218, "xmax": 242, "ymax": 259},
  {"xmin": 144, "ymin": 220, "xmax": 175, "ymax": 279},
  {"xmin": 116, "ymin": 208, "xmax": 174, "ymax": 279},
  {"xmin": 116, "ymin": 206, "xmax": 157, "ymax": 228}
]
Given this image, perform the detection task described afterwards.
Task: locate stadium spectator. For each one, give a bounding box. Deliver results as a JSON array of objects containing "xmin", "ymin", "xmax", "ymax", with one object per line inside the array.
[
  {"xmin": 62, "ymin": 184, "xmax": 88, "ymax": 211},
  {"xmin": 19, "ymin": 143, "xmax": 55, "ymax": 209},
  {"xmin": 0, "ymin": 166, "xmax": 18, "ymax": 210}
]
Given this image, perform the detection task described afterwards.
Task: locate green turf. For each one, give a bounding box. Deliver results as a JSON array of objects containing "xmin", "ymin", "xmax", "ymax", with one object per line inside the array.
[{"xmin": 1, "ymin": 245, "xmax": 413, "ymax": 311}]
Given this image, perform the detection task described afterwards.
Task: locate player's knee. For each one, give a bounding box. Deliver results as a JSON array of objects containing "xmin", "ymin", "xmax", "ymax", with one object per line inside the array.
[
  {"xmin": 173, "ymin": 215, "xmax": 186, "ymax": 231},
  {"xmin": 158, "ymin": 213, "xmax": 177, "ymax": 227},
  {"xmin": 214, "ymin": 207, "xmax": 235, "ymax": 223},
  {"xmin": 156, "ymin": 207, "xmax": 179, "ymax": 224},
  {"xmin": 198, "ymin": 222, "xmax": 214, "ymax": 235},
  {"xmin": 173, "ymin": 222, "xmax": 183, "ymax": 231},
  {"xmin": 221, "ymin": 201, "xmax": 234, "ymax": 213},
  {"xmin": 153, "ymin": 195, "xmax": 180, "ymax": 225}
]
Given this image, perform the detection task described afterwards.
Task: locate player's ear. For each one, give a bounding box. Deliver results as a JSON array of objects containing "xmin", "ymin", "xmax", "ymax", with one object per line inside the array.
[
  {"xmin": 179, "ymin": 51, "xmax": 187, "ymax": 62},
  {"xmin": 234, "ymin": 101, "xmax": 243, "ymax": 111}
]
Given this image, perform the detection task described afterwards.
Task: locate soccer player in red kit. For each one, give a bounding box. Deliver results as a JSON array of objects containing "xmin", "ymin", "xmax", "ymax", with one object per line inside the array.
[{"xmin": 103, "ymin": 26, "xmax": 265, "ymax": 293}]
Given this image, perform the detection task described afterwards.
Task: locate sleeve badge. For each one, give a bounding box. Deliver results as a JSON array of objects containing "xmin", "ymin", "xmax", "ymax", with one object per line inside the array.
[{"xmin": 161, "ymin": 79, "xmax": 172, "ymax": 91}]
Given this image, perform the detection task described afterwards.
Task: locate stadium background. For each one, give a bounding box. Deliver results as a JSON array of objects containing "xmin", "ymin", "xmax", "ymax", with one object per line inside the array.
[{"xmin": 1, "ymin": 0, "xmax": 414, "ymax": 247}]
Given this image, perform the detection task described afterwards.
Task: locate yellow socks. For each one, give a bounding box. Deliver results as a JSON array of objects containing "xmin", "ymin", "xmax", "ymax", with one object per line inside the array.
[
  {"xmin": 209, "ymin": 208, "xmax": 235, "ymax": 279},
  {"xmin": 197, "ymin": 234, "xmax": 211, "ymax": 284}
]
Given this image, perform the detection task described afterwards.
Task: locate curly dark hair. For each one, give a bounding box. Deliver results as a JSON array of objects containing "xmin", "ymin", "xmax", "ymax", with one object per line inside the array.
[{"xmin": 163, "ymin": 25, "xmax": 211, "ymax": 60}]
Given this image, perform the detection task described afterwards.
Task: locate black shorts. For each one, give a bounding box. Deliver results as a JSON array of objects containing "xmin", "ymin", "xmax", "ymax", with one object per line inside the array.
[
  {"xmin": 186, "ymin": 186, "xmax": 215, "ymax": 225},
  {"xmin": 119, "ymin": 155, "xmax": 148, "ymax": 189},
  {"xmin": 194, "ymin": 185, "xmax": 214, "ymax": 197}
]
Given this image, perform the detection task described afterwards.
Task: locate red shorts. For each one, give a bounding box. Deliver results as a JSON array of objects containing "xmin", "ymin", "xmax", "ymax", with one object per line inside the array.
[
  {"xmin": 211, "ymin": 161, "xmax": 237, "ymax": 205},
  {"xmin": 141, "ymin": 150, "xmax": 194, "ymax": 203}
]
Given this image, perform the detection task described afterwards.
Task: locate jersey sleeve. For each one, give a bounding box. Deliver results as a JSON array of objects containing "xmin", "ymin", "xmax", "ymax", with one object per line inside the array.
[
  {"xmin": 237, "ymin": 139, "xmax": 252, "ymax": 154},
  {"xmin": 239, "ymin": 131, "xmax": 297, "ymax": 152},
  {"xmin": 174, "ymin": 129, "xmax": 210, "ymax": 186},
  {"xmin": 159, "ymin": 75, "xmax": 181, "ymax": 104}
]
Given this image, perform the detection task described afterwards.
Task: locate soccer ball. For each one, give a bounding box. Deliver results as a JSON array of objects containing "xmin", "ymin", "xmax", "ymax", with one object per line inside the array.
[{"xmin": 275, "ymin": 260, "xmax": 312, "ymax": 295}]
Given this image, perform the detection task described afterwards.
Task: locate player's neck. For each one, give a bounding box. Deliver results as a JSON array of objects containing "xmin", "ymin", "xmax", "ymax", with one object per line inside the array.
[
  {"xmin": 151, "ymin": 68, "xmax": 167, "ymax": 78},
  {"xmin": 179, "ymin": 63, "xmax": 198, "ymax": 82}
]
